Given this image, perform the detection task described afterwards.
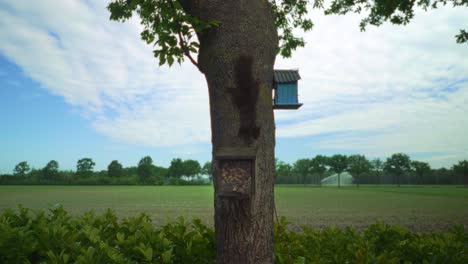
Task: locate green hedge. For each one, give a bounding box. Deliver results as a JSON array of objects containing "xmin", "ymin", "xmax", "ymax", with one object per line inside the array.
[
  {"xmin": 0, "ymin": 175, "xmax": 211, "ymax": 186},
  {"xmin": 0, "ymin": 206, "xmax": 466, "ymax": 263}
]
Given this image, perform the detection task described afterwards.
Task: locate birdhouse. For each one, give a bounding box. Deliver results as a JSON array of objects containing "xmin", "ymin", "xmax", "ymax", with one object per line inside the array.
[
  {"xmin": 214, "ymin": 147, "xmax": 257, "ymax": 199},
  {"xmin": 273, "ymin": 69, "xmax": 303, "ymax": 110}
]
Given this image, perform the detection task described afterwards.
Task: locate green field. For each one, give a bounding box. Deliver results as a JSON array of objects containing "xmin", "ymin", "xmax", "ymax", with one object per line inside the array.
[{"xmin": 0, "ymin": 185, "xmax": 466, "ymax": 231}]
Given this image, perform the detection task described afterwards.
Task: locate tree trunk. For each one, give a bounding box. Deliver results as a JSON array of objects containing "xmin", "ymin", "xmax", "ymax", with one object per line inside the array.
[
  {"xmin": 338, "ymin": 173, "xmax": 341, "ymax": 188},
  {"xmin": 194, "ymin": 1, "xmax": 278, "ymax": 263}
]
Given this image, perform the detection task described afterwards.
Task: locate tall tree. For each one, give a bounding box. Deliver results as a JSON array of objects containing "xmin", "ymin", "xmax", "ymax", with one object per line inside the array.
[
  {"xmin": 348, "ymin": 155, "xmax": 371, "ymax": 188},
  {"xmin": 43, "ymin": 160, "xmax": 59, "ymax": 179},
  {"xmin": 275, "ymin": 160, "xmax": 293, "ymax": 184},
  {"xmin": 137, "ymin": 156, "xmax": 154, "ymax": 183},
  {"xmin": 168, "ymin": 158, "xmax": 184, "ymax": 178},
  {"xmin": 201, "ymin": 161, "xmax": 213, "ymax": 182},
  {"xmin": 293, "ymin": 159, "xmax": 312, "ymax": 185},
  {"xmin": 384, "ymin": 153, "xmax": 411, "ymax": 187},
  {"xmin": 411, "ymin": 161, "xmax": 431, "ymax": 185},
  {"xmin": 153, "ymin": 166, "xmax": 169, "ymax": 181},
  {"xmin": 76, "ymin": 158, "xmax": 96, "ymax": 178},
  {"xmin": 328, "ymin": 154, "xmax": 348, "ymax": 187},
  {"xmin": 371, "ymin": 158, "xmax": 384, "ymax": 184},
  {"xmin": 107, "ymin": 0, "xmax": 467, "ymax": 262},
  {"xmin": 14, "ymin": 161, "xmax": 30, "ymax": 177},
  {"xmin": 108, "ymin": 160, "xmax": 124, "ymax": 178},
  {"xmin": 452, "ymin": 160, "xmax": 468, "ymax": 187},
  {"xmin": 310, "ymin": 155, "xmax": 328, "ymax": 186},
  {"xmin": 182, "ymin": 159, "xmax": 201, "ymax": 180}
]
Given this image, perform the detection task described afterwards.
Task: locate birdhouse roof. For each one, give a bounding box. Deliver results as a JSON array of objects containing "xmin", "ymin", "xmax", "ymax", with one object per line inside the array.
[{"xmin": 274, "ymin": 69, "xmax": 301, "ymax": 83}]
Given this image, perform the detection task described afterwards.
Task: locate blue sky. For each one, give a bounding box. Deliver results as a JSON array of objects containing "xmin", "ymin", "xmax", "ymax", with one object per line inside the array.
[{"xmin": 1, "ymin": 1, "xmax": 467, "ymax": 173}]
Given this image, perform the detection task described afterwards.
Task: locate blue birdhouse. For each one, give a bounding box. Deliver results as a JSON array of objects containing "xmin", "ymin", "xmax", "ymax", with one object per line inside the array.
[{"xmin": 273, "ymin": 69, "xmax": 303, "ymax": 110}]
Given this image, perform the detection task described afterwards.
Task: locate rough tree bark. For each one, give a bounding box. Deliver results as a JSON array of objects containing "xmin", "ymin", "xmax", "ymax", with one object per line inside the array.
[{"xmin": 183, "ymin": 1, "xmax": 279, "ymax": 263}]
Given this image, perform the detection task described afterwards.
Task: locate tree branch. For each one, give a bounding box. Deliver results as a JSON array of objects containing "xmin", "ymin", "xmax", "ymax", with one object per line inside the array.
[
  {"xmin": 177, "ymin": 30, "xmax": 202, "ymax": 72},
  {"xmin": 168, "ymin": 0, "xmax": 202, "ymax": 72}
]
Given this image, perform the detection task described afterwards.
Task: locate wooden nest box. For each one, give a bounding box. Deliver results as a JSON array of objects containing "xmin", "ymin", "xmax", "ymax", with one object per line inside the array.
[
  {"xmin": 273, "ymin": 69, "xmax": 303, "ymax": 110},
  {"xmin": 214, "ymin": 147, "xmax": 257, "ymax": 200}
]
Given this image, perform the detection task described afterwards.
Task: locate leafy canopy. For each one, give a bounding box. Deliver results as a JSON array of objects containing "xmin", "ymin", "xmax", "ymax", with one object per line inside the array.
[
  {"xmin": 168, "ymin": 158, "xmax": 201, "ymax": 178},
  {"xmin": 276, "ymin": 160, "xmax": 293, "ymax": 177},
  {"xmin": 44, "ymin": 160, "xmax": 59, "ymax": 173},
  {"xmin": 348, "ymin": 154, "xmax": 371, "ymax": 177},
  {"xmin": 411, "ymin": 160, "xmax": 431, "ymax": 177},
  {"xmin": 324, "ymin": 0, "xmax": 468, "ymax": 44},
  {"xmin": 137, "ymin": 156, "xmax": 154, "ymax": 181},
  {"xmin": 293, "ymin": 159, "xmax": 313, "ymax": 175},
  {"xmin": 76, "ymin": 158, "xmax": 96, "ymax": 176},
  {"xmin": 328, "ymin": 154, "xmax": 348, "ymax": 174},
  {"xmin": 43, "ymin": 160, "xmax": 60, "ymax": 178},
  {"xmin": 452, "ymin": 160, "xmax": 468, "ymax": 176},
  {"xmin": 384, "ymin": 153, "xmax": 411, "ymax": 176},
  {"xmin": 108, "ymin": 160, "xmax": 124, "ymax": 177},
  {"xmin": 14, "ymin": 161, "xmax": 30, "ymax": 177},
  {"xmin": 201, "ymin": 161, "xmax": 212, "ymax": 175},
  {"xmin": 107, "ymin": 0, "xmax": 315, "ymax": 67},
  {"xmin": 310, "ymin": 155, "xmax": 328, "ymax": 175},
  {"xmin": 108, "ymin": 0, "xmax": 218, "ymax": 68},
  {"xmin": 371, "ymin": 158, "xmax": 384, "ymax": 172},
  {"xmin": 108, "ymin": 0, "xmax": 466, "ymax": 69},
  {"xmin": 182, "ymin": 159, "xmax": 202, "ymax": 178}
]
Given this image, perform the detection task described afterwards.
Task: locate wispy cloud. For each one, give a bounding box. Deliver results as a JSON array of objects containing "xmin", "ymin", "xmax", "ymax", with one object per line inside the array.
[
  {"xmin": 274, "ymin": 7, "xmax": 468, "ymax": 166},
  {"xmin": 0, "ymin": 0, "xmax": 211, "ymax": 146},
  {"xmin": 0, "ymin": 1, "xmax": 467, "ymax": 167}
]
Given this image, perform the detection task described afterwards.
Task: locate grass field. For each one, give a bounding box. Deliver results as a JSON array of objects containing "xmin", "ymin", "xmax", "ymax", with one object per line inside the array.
[{"xmin": 0, "ymin": 185, "xmax": 466, "ymax": 231}]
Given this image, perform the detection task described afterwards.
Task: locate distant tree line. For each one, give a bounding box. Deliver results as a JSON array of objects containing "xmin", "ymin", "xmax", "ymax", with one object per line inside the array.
[
  {"xmin": 276, "ymin": 154, "xmax": 468, "ymax": 187},
  {"xmin": 1, "ymin": 154, "xmax": 467, "ymax": 186},
  {"xmin": 0, "ymin": 157, "xmax": 212, "ymax": 186}
]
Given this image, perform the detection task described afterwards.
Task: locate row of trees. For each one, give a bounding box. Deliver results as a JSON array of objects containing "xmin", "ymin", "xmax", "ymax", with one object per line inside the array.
[
  {"xmin": 4, "ymin": 153, "xmax": 467, "ymax": 186},
  {"xmin": 276, "ymin": 154, "xmax": 468, "ymax": 187},
  {"xmin": 3, "ymin": 157, "xmax": 212, "ymax": 185}
]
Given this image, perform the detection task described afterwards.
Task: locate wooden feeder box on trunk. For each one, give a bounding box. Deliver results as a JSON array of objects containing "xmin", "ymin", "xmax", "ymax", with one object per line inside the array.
[
  {"xmin": 273, "ymin": 69, "xmax": 303, "ymax": 110},
  {"xmin": 215, "ymin": 147, "xmax": 257, "ymax": 200}
]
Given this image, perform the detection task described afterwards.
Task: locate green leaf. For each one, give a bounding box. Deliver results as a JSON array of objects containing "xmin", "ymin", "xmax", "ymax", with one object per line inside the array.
[
  {"xmin": 167, "ymin": 55, "xmax": 174, "ymax": 66},
  {"xmin": 159, "ymin": 54, "xmax": 166, "ymax": 66},
  {"xmin": 162, "ymin": 248, "xmax": 172, "ymax": 263},
  {"xmin": 116, "ymin": 232, "xmax": 125, "ymax": 242},
  {"xmin": 107, "ymin": 0, "xmax": 220, "ymax": 67}
]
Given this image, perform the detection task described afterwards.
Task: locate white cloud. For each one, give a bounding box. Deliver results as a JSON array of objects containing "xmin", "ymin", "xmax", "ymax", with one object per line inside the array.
[
  {"xmin": 0, "ymin": 1, "xmax": 467, "ymax": 166},
  {"xmin": 92, "ymin": 83, "xmax": 210, "ymax": 147},
  {"xmin": 0, "ymin": 0, "xmax": 211, "ymax": 146},
  {"xmin": 274, "ymin": 7, "xmax": 468, "ymax": 166}
]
